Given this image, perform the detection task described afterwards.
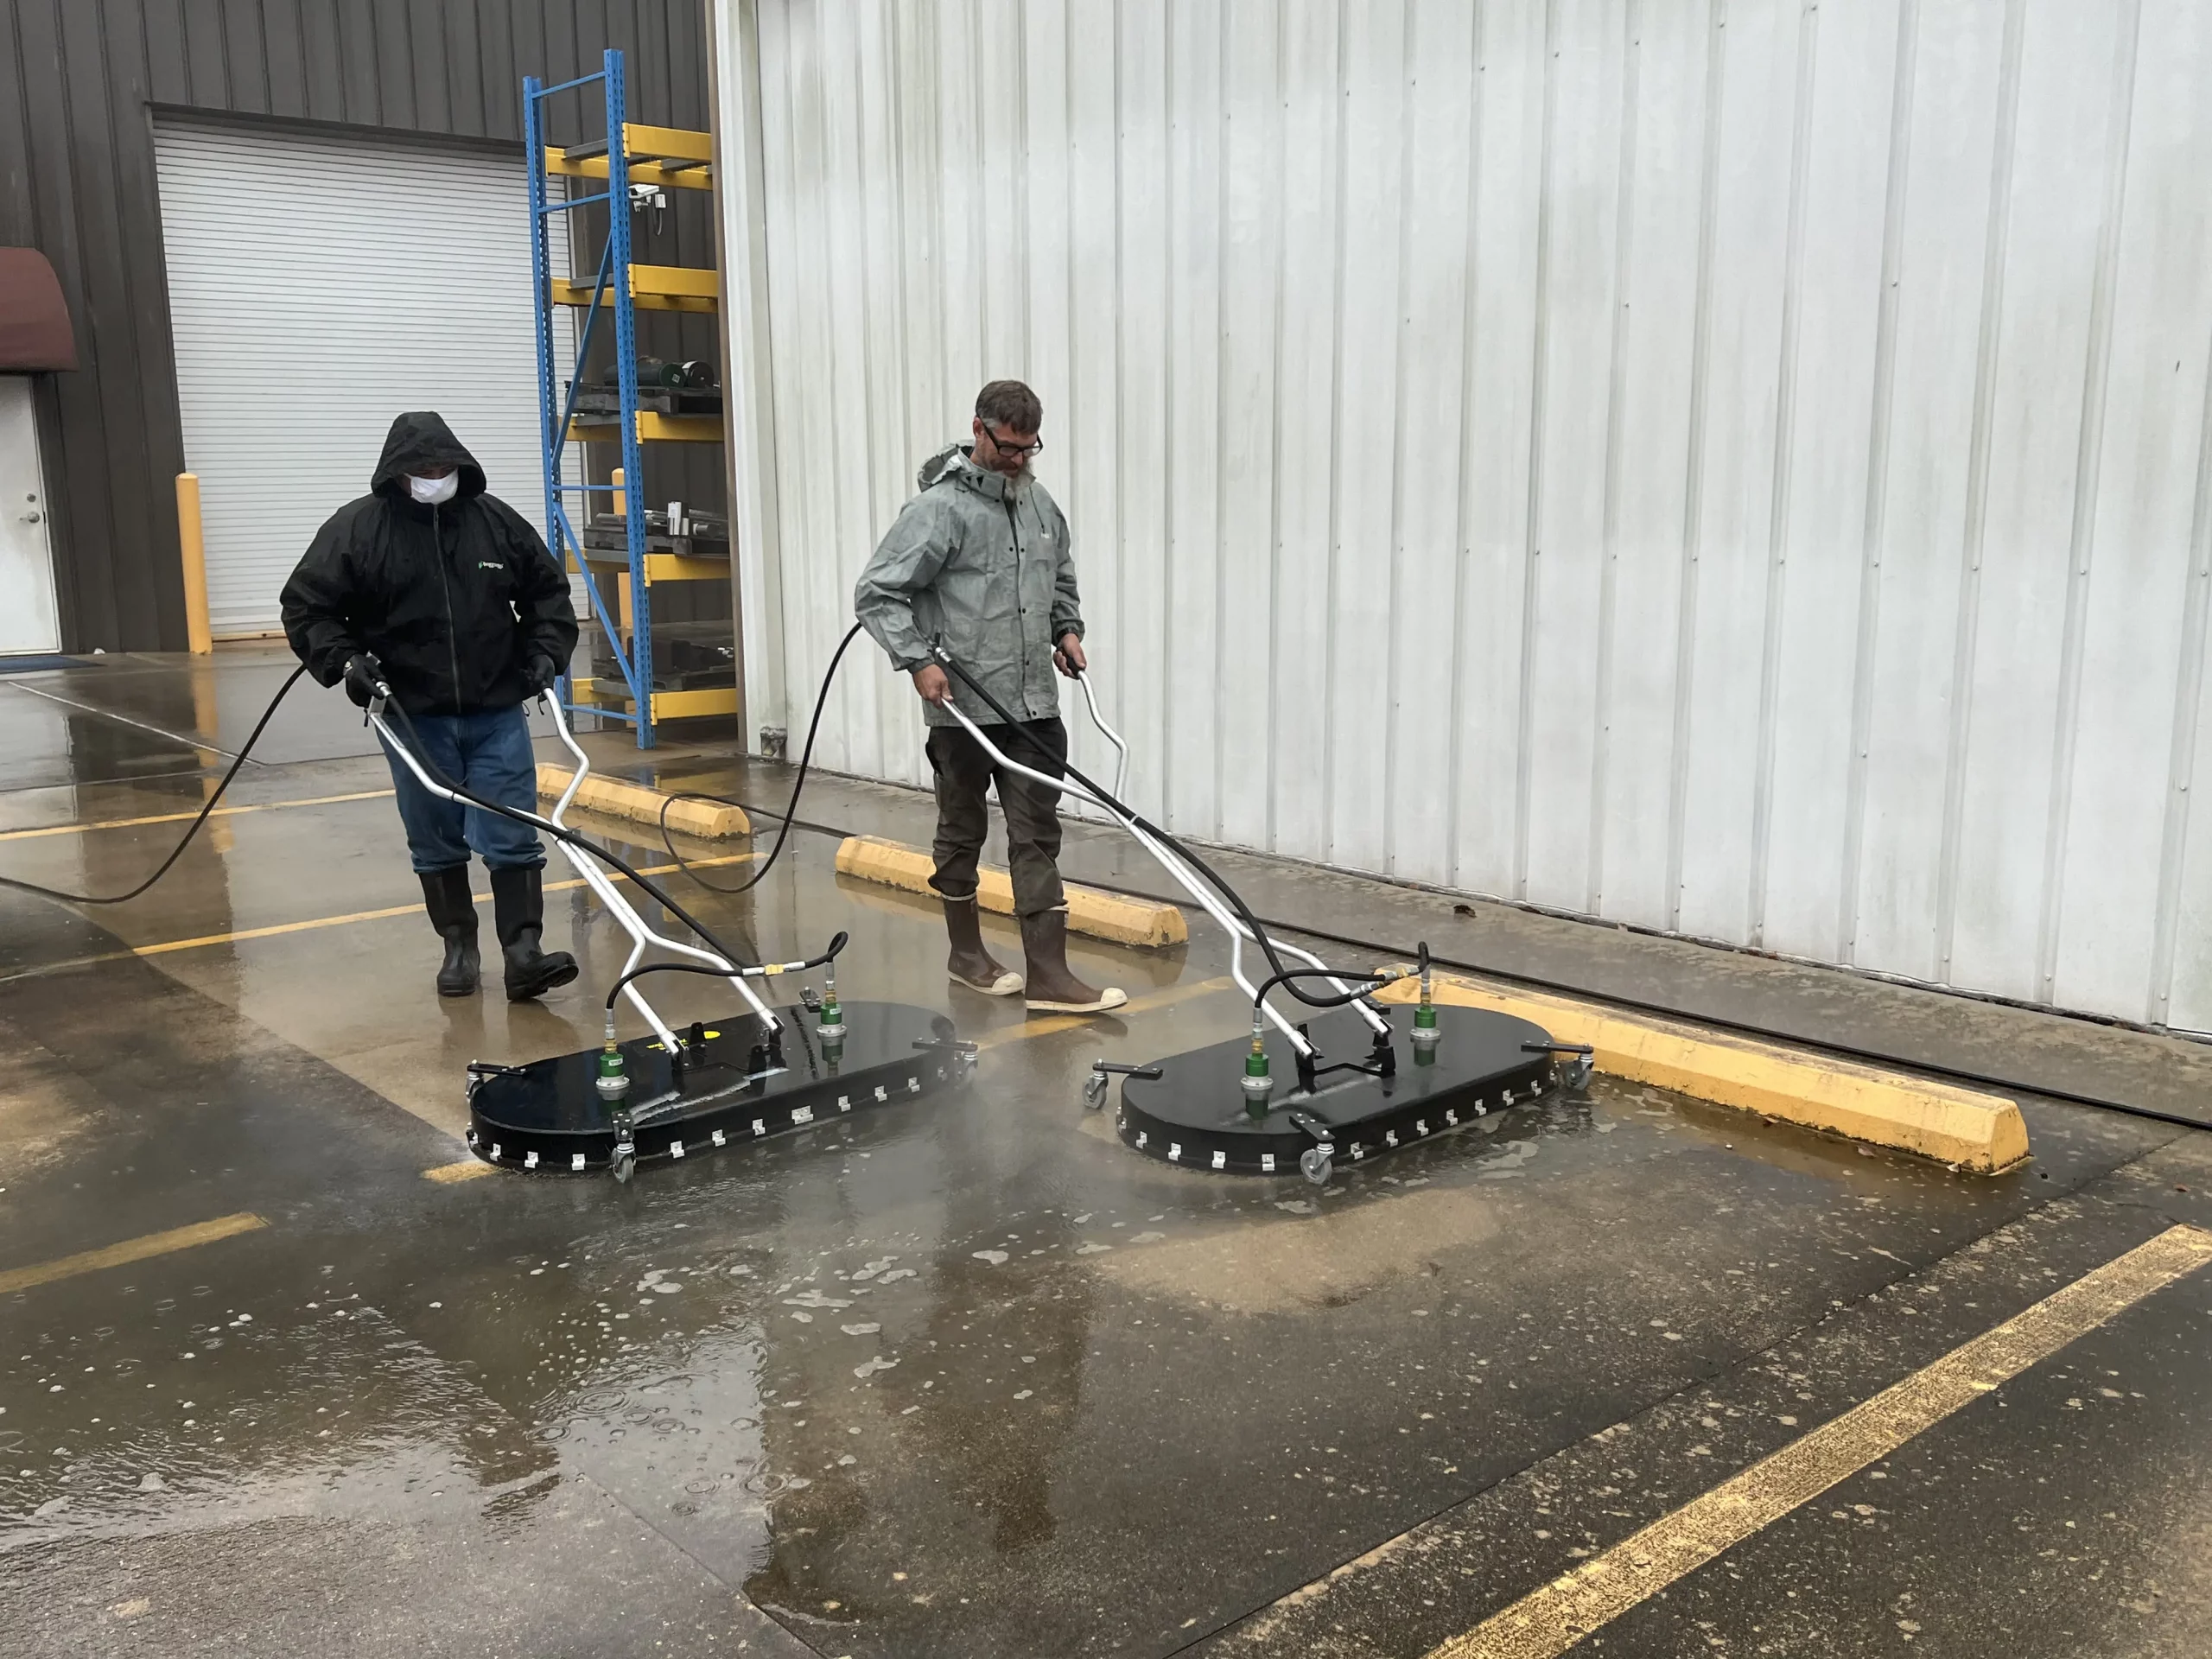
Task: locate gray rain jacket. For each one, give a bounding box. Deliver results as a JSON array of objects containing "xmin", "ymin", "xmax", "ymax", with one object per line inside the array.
[{"xmin": 854, "ymin": 443, "xmax": 1084, "ymax": 728}]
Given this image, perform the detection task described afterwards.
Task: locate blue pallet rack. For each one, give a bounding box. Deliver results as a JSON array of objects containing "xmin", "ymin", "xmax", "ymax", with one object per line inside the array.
[{"xmin": 525, "ymin": 48, "xmax": 725, "ymax": 750}]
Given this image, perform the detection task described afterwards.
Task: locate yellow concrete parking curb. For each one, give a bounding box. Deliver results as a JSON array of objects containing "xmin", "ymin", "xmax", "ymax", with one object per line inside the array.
[
  {"xmin": 1372, "ymin": 969, "xmax": 2030, "ymax": 1174},
  {"xmin": 535, "ymin": 764, "xmax": 748, "ymax": 839},
  {"xmin": 834, "ymin": 834, "xmax": 1188, "ymax": 950}
]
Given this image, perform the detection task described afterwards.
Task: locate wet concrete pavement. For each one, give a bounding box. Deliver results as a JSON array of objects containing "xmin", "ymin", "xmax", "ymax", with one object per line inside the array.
[{"xmin": 3, "ymin": 652, "xmax": 2210, "ymax": 1658}]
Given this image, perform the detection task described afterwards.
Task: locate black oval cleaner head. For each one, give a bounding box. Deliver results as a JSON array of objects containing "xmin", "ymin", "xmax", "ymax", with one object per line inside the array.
[
  {"xmin": 371, "ymin": 690, "xmax": 975, "ymax": 1182},
  {"xmin": 466, "ymin": 1002, "xmax": 976, "ymax": 1179},
  {"xmin": 925, "ymin": 645, "xmax": 1589, "ymax": 1186},
  {"xmin": 1105, "ymin": 1003, "xmax": 1563, "ymax": 1188}
]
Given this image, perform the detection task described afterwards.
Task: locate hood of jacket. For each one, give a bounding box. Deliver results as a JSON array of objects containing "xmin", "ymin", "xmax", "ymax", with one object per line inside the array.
[
  {"xmin": 371, "ymin": 411, "xmax": 488, "ymax": 501},
  {"xmin": 916, "ymin": 442, "xmax": 1023, "ymax": 503}
]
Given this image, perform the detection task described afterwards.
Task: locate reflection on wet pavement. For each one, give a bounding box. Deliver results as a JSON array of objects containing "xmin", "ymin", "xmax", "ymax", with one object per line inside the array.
[{"xmin": 3, "ymin": 653, "xmax": 2208, "ymax": 1658}]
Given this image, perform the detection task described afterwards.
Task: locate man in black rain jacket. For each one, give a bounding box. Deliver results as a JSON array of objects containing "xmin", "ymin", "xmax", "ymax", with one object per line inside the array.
[{"xmin": 281, "ymin": 411, "xmax": 581, "ymax": 1001}]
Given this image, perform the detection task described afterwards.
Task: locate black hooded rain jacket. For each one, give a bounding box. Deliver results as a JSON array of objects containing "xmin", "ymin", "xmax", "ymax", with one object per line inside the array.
[{"xmin": 281, "ymin": 411, "xmax": 577, "ymax": 717}]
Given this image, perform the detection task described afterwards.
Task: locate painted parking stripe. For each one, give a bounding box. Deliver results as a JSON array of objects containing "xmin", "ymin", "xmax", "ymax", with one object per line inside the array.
[
  {"xmin": 0, "ymin": 788, "xmax": 396, "ymax": 842},
  {"xmin": 0, "ymin": 1212, "xmax": 270, "ymax": 1297},
  {"xmin": 0, "ymin": 852, "xmax": 762, "ymax": 982},
  {"xmin": 1427, "ymin": 1223, "xmax": 2212, "ymax": 1659},
  {"xmin": 422, "ymin": 1160, "xmax": 497, "ymax": 1183},
  {"xmin": 969, "ymin": 975, "xmax": 1239, "ymax": 1050}
]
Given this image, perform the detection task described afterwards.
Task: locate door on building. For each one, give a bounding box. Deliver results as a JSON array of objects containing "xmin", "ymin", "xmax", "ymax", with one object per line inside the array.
[
  {"xmin": 0, "ymin": 375, "xmax": 62, "ymax": 654},
  {"xmin": 152, "ymin": 120, "xmax": 566, "ymax": 639}
]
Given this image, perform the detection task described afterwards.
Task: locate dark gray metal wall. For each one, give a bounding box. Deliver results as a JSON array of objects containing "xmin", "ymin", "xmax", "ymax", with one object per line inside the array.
[{"xmin": 0, "ymin": 0, "xmax": 715, "ymax": 652}]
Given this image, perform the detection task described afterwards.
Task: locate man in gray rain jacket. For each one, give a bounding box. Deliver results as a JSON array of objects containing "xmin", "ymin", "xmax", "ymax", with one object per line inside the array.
[{"xmin": 854, "ymin": 379, "xmax": 1125, "ymax": 1015}]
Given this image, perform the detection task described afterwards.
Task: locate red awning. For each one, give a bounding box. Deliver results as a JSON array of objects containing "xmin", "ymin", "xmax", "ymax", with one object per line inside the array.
[{"xmin": 0, "ymin": 248, "xmax": 76, "ymax": 372}]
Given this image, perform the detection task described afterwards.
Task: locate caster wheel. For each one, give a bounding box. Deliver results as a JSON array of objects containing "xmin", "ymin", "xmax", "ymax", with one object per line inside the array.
[
  {"xmin": 610, "ymin": 1146, "xmax": 637, "ymax": 1184},
  {"xmin": 1562, "ymin": 1056, "xmax": 1593, "ymax": 1090},
  {"xmin": 1082, "ymin": 1070, "xmax": 1109, "ymax": 1110},
  {"xmin": 1299, "ymin": 1147, "xmax": 1333, "ymax": 1186}
]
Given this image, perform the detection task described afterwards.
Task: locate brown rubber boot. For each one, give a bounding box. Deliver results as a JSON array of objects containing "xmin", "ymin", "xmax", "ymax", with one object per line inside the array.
[
  {"xmin": 1020, "ymin": 907, "xmax": 1127, "ymax": 1014},
  {"xmin": 945, "ymin": 896, "xmax": 1023, "ymax": 995}
]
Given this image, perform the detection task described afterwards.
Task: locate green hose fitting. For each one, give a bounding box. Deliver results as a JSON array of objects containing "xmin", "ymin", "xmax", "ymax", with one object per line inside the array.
[
  {"xmin": 596, "ymin": 1019, "xmax": 631, "ymax": 1099},
  {"xmin": 1410, "ymin": 957, "xmax": 1440, "ymax": 1050},
  {"xmin": 1240, "ymin": 1015, "xmax": 1274, "ymax": 1109}
]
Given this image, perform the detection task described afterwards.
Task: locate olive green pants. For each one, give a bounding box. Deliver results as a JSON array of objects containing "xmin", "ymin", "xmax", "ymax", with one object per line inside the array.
[{"xmin": 925, "ymin": 717, "xmax": 1068, "ymax": 918}]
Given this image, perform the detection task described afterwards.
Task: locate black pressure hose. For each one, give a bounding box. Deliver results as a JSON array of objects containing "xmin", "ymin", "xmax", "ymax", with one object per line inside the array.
[
  {"xmin": 0, "ymin": 658, "xmax": 837, "ymax": 1005},
  {"xmin": 0, "ymin": 664, "xmax": 310, "ymax": 906},
  {"xmin": 1250, "ymin": 966, "xmax": 1395, "ymax": 1014},
  {"xmin": 654, "ymin": 621, "xmax": 867, "ymax": 894},
  {"xmin": 926, "ymin": 644, "xmax": 1381, "ymax": 1015},
  {"xmin": 602, "ymin": 929, "xmax": 849, "ymax": 1012},
  {"xmin": 378, "ymin": 695, "xmax": 833, "ymax": 980}
]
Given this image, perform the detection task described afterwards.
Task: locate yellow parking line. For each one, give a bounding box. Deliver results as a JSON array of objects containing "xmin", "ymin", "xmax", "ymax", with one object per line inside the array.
[
  {"xmin": 133, "ymin": 901, "xmax": 428, "ymax": 957},
  {"xmin": 0, "ymin": 1212, "xmax": 270, "ymax": 1297},
  {"xmin": 1429, "ymin": 1223, "xmax": 2212, "ymax": 1659},
  {"xmin": 423, "ymin": 1159, "xmax": 496, "ymax": 1184},
  {"xmin": 1, "ymin": 852, "xmax": 761, "ymax": 979},
  {"xmin": 969, "ymin": 975, "xmax": 1239, "ymax": 1050},
  {"xmin": 0, "ymin": 789, "xmax": 396, "ymax": 843}
]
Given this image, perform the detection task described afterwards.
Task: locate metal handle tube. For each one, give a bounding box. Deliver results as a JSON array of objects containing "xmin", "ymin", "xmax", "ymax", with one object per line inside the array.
[
  {"xmin": 1071, "ymin": 672, "xmax": 1128, "ymax": 804},
  {"xmin": 941, "ymin": 670, "xmax": 1390, "ymax": 1039},
  {"xmin": 939, "ymin": 692, "xmax": 1390, "ymax": 1040},
  {"xmin": 370, "ymin": 706, "xmax": 691, "ymax": 1049},
  {"xmin": 537, "ymin": 698, "xmax": 777, "ymax": 1029},
  {"xmin": 369, "ymin": 702, "xmax": 774, "ymax": 1046},
  {"xmin": 936, "ymin": 696, "xmax": 1320, "ymax": 1054}
]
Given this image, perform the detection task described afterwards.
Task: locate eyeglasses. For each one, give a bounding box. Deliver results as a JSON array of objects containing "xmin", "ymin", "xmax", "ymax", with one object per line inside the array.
[{"xmin": 980, "ymin": 424, "xmax": 1043, "ymax": 460}]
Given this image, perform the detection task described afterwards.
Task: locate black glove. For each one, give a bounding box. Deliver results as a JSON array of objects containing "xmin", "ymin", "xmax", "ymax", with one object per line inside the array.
[
  {"xmin": 524, "ymin": 653, "xmax": 562, "ymax": 696},
  {"xmin": 342, "ymin": 653, "xmax": 387, "ymax": 708}
]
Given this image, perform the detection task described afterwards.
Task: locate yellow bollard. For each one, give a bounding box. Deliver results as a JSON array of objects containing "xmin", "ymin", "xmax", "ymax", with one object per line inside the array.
[{"xmin": 175, "ymin": 473, "xmax": 213, "ymax": 655}]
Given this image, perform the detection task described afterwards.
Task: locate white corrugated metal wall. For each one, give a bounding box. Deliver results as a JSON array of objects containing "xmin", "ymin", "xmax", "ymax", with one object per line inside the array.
[{"xmin": 713, "ymin": 0, "xmax": 2212, "ymax": 1033}]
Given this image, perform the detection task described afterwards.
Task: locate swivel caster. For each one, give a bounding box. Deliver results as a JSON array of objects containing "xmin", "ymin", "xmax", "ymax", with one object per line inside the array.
[
  {"xmin": 1299, "ymin": 1146, "xmax": 1333, "ymax": 1186},
  {"xmin": 610, "ymin": 1143, "xmax": 637, "ymax": 1184},
  {"xmin": 1082, "ymin": 1059, "xmax": 1161, "ymax": 1111},
  {"xmin": 1523, "ymin": 1041, "xmax": 1596, "ymax": 1094}
]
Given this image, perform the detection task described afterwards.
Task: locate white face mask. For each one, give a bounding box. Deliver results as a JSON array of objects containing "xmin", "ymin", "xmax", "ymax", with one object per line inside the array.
[{"xmin": 406, "ymin": 472, "xmax": 460, "ymax": 505}]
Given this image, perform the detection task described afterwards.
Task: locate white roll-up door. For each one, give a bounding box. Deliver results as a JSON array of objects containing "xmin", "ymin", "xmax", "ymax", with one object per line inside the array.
[{"xmin": 154, "ymin": 120, "xmax": 567, "ymax": 638}]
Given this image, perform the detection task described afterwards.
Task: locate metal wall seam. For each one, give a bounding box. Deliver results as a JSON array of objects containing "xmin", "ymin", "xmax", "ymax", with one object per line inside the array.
[
  {"xmin": 1837, "ymin": 0, "xmax": 1921, "ymax": 969},
  {"xmin": 2035, "ymin": 0, "xmax": 2143, "ymax": 1007}
]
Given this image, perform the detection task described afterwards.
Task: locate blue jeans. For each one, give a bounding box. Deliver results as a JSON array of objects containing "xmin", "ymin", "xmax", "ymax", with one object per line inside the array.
[{"xmin": 378, "ymin": 703, "xmax": 545, "ymax": 874}]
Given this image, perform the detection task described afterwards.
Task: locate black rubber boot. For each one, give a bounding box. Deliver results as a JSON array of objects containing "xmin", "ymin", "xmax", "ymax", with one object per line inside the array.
[
  {"xmin": 489, "ymin": 864, "xmax": 578, "ymax": 1002},
  {"xmin": 418, "ymin": 865, "xmax": 480, "ymax": 997}
]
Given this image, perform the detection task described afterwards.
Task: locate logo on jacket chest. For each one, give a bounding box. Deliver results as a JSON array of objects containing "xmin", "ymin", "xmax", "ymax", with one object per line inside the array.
[{"xmin": 477, "ymin": 561, "xmax": 504, "ymax": 571}]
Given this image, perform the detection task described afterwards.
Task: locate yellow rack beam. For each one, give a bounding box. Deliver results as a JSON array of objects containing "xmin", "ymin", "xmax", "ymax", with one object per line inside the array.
[
  {"xmin": 545, "ymin": 145, "xmax": 712, "ymax": 192},
  {"xmin": 564, "ymin": 411, "xmax": 723, "ymax": 444},
  {"xmin": 622, "ymin": 123, "xmax": 712, "ymax": 164},
  {"xmin": 550, "ymin": 263, "xmax": 718, "ymax": 315},
  {"xmin": 567, "ymin": 550, "xmax": 730, "ymax": 584},
  {"xmin": 569, "ymin": 677, "xmax": 738, "ymax": 721}
]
